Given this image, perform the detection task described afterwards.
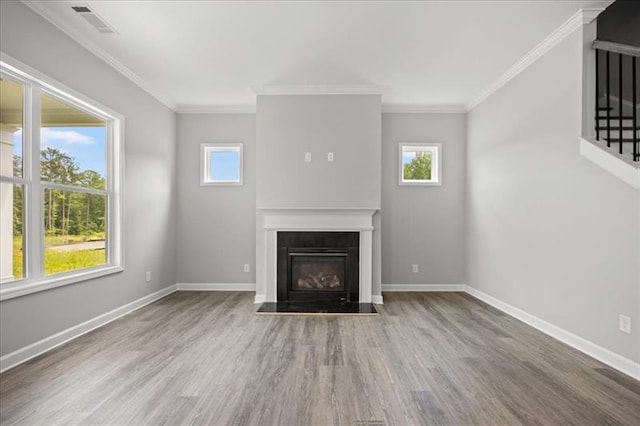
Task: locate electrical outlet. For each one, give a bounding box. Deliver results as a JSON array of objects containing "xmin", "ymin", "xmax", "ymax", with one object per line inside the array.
[
  {"xmin": 619, "ymin": 314, "xmax": 631, "ymax": 334},
  {"xmin": 304, "ymin": 152, "xmax": 312, "ymax": 162},
  {"xmin": 327, "ymin": 152, "xmax": 334, "ymax": 162},
  {"xmin": 412, "ymin": 264, "xmax": 419, "ymax": 273},
  {"xmin": 243, "ymin": 263, "xmax": 250, "ymax": 273},
  {"xmin": 145, "ymin": 271, "xmax": 151, "ymax": 283}
]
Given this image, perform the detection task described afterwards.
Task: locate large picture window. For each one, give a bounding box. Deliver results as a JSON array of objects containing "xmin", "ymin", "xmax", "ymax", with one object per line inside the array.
[{"xmin": 0, "ymin": 58, "xmax": 123, "ymax": 300}]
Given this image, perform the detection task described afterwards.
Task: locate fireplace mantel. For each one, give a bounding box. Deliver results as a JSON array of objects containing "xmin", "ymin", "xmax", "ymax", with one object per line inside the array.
[{"xmin": 255, "ymin": 209, "xmax": 376, "ymax": 304}]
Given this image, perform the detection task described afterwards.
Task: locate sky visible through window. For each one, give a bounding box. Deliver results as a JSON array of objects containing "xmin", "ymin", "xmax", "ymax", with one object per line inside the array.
[
  {"xmin": 13, "ymin": 126, "xmax": 106, "ymax": 177},
  {"xmin": 402, "ymin": 151, "xmax": 417, "ymax": 166},
  {"xmin": 210, "ymin": 150, "xmax": 240, "ymax": 181}
]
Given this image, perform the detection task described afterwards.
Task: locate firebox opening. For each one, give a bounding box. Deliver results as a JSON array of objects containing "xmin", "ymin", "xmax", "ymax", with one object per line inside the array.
[
  {"xmin": 291, "ymin": 254, "xmax": 347, "ymax": 292},
  {"xmin": 277, "ymin": 232, "xmax": 359, "ymax": 303}
]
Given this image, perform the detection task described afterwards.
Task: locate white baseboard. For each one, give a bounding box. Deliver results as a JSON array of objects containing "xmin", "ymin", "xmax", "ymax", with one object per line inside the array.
[
  {"xmin": 176, "ymin": 283, "xmax": 256, "ymax": 291},
  {"xmin": 382, "ymin": 283, "xmax": 467, "ymax": 292},
  {"xmin": 371, "ymin": 295, "xmax": 384, "ymax": 304},
  {"xmin": 465, "ymin": 286, "xmax": 640, "ymax": 381},
  {"xmin": 0, "ymin": 284, "xmax": 177, "ymax": 374}
]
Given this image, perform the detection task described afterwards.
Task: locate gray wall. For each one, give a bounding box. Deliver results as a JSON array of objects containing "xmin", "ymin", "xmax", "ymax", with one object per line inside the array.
[
  {"xmin": 256, "ymin": 95, "xmax": 381, "ymax": 209},
  {"xmin": 174, "ymin": 110, "xmax": 469, "ymax": 293},
  {"xmin": 467, "ymin": 28, "xmax": 640, "ymax": 362},
  {"xmin": 0, "ymin": 1, "xmax": 177, "ymax": 356},
  {"xmin": 176, "ymin": 114, "xmax": 256, "ymax": 283},
  {"xmin": 382, "ymin": 113, "xmax": 466, "ymax": 285}
]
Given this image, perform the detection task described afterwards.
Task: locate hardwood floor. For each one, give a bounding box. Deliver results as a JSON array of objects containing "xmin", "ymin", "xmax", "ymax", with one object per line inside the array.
[{"xmin": 1, "ymin": 291, "xmax": 639, "ymax": 425}]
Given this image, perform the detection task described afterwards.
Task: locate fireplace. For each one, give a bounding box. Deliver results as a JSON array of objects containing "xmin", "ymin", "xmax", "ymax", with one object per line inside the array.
[
  {"xmin": 277, "ymin": 232, "xmax": 359, "ymax": 302},
  {"xmin": 256, "ymin": 209, "xmax": 376, "ymax": 304}
]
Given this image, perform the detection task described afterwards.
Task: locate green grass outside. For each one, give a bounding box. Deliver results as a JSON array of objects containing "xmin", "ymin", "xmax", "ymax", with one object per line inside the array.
[
  {"xmin": 12, "ymin": 238, "xmax": 23, "ymax": 280},
  {"xmin": 12, "ymin": 235, "xmax": 106, "ymax": 278},
  {"xmin": 43, "ymin": 249, "xmax": 106, "ymax": 275}
]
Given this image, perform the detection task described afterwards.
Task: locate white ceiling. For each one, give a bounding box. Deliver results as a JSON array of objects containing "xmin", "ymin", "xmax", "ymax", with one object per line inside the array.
[{"xmin": 23, "ymin": 0, "xmax": 612, "ymax": 111}]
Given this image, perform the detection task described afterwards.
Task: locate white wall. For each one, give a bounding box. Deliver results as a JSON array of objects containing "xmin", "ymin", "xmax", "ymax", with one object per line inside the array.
[
  {"xmin": 466, "ymin": 28, "xmax": 640, "ymax": 363},
  {"xmin": 176, "ymin": 114, "xmax": 256, "ymax": 283},
  {"xmin": 0, "ymin": 1, "xmax": 177, "ymax": 356},
  {"xmin": 256, "ymin": 95, "xmax": 381, "ymax": 209},
  {"xmin": 382, "ymin": 113, "xmax": 467, "ymax": 285}
]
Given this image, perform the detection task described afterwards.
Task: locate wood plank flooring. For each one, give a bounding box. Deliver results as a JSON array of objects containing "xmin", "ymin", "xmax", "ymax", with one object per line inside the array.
[{"xmin": 1, "ymin": 291, "xmax": 639, "ymax": 425}]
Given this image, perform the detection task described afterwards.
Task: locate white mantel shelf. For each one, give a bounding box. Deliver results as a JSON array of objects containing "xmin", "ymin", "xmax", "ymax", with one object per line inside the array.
[
  {"xmin": 261, "ymin": 209, "xmax": 376, "ymax": 231},
  {"xmin": 256, "ymin": 208, "xmax": 377, "ymax": 304}
]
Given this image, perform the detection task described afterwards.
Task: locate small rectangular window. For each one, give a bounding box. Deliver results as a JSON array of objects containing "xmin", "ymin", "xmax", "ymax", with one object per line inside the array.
[
  {"xmin": 201, "ymin": 143, "xmax": 243, "ymax": 186},
  {"xmin": 399, "ymin": 143, "xmax": 441, "ymax": 186}
]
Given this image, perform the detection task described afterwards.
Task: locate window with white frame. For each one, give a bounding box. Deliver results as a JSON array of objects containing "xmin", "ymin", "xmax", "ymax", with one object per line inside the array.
[
  {"xmin": 0, "ymin": 59, "xmax": 123, "ymax": 300},
  {"xmin": 399, "ymin": 143, "xmax": 442, "ymax": 185},
  {"xmin": 201, "ymin": 143, "xmax": 243, "ymax": 185}
]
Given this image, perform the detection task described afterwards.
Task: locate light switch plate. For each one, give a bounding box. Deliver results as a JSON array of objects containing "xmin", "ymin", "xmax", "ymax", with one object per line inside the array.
[
  {"xmin": 327, "ymin": 152, "xmax": 334, "ymax": 162},
  {"xmin": 304, "ymin": 152, "xmax": 312, "ymax": 162}
]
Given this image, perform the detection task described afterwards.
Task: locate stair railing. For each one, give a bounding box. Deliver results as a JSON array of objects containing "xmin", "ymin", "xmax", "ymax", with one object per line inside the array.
[{"xmin": 594, "ymin": 40, "xmax": 639, "ymax": 162}]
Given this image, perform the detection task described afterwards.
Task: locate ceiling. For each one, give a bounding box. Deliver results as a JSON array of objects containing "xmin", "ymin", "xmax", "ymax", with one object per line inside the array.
[{"xmin": 22, "ymin": 0, "xmax": 612, "ymax": 111}]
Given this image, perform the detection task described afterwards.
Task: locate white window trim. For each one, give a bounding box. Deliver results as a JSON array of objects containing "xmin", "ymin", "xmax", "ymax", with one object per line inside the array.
[
  {"xmin": 200, "ymin": 143, "xmax": 243, "ymax": 186},
  {"xmin": 0, "ymin": 54, "xmax": 124, "ymax": 302},
  {"xmin": 399, "ymin": 142, "xmax": 442, "ymax": 186}
]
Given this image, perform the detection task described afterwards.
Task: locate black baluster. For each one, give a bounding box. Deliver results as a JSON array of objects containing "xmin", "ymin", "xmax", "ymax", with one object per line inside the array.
[
  {"xmin": 595, "ymin": 49, "xmax": 600, "ymax": 140},
  {"xmin": 619, "ymin": 53, "xmax": 623, "ymax": 154},
  {"xmin": 634, "ymin": 56, "xmax": 638, "ymax": 161},
  {"xmin": 606, "ymin": 51, "xmax": 611, "ymax": 147}
]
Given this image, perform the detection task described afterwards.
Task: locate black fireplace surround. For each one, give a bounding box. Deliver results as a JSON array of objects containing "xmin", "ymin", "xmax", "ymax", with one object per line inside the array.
[{"xmin": 277, "ymin": 232, "xmax": 359, "ymax": 302}]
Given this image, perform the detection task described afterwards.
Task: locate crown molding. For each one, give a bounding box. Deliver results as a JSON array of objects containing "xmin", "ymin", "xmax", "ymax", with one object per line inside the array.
[
  {"xmin": 176, "ymin": 103, "xmax": 467, "ymax": 114},
  {"xmin": 382, "ymin": 104, "xmax": 466, "ymax": 114},
  {"xmin": 253, "ymin": 85, "xmax": 383, "ymax": 96},
  {"xmin": 176, "ymin": 105, "xmax": 257, "ymax": 114},
  {"xmin": 21, "ymin": 0, "xmax": 177, "ymax": 111},
  {"xmin": 465, "ymin": 7, "xmax": 606, "ymax": 112}
]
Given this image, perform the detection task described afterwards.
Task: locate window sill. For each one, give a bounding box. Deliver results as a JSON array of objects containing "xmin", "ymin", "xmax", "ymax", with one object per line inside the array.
[
  {"xmin": 399, "ymin": 181, "xmax": 443, "ymax": 186},
  {"xmin": 0, "ymin": 265, "xmax": 124, "ymax": 302},
  {"xmin": 200, "ymin": 181, "xmax": 243, "ymax": 186}
]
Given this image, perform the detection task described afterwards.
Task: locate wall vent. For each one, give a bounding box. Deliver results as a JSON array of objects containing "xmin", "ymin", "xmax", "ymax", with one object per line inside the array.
[{"xmin": 71, "ymin": 5, "xmax": 117, "ymax": 34}]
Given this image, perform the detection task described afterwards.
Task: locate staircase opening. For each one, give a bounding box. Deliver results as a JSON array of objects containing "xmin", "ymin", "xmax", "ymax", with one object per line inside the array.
[
  {"xmin": 594, "ymin": 43, "xmax": 639, "ymax": 162},
  {"xmin": 592, "ymin": 0, "xmax": 640, "ymax": 163}
]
